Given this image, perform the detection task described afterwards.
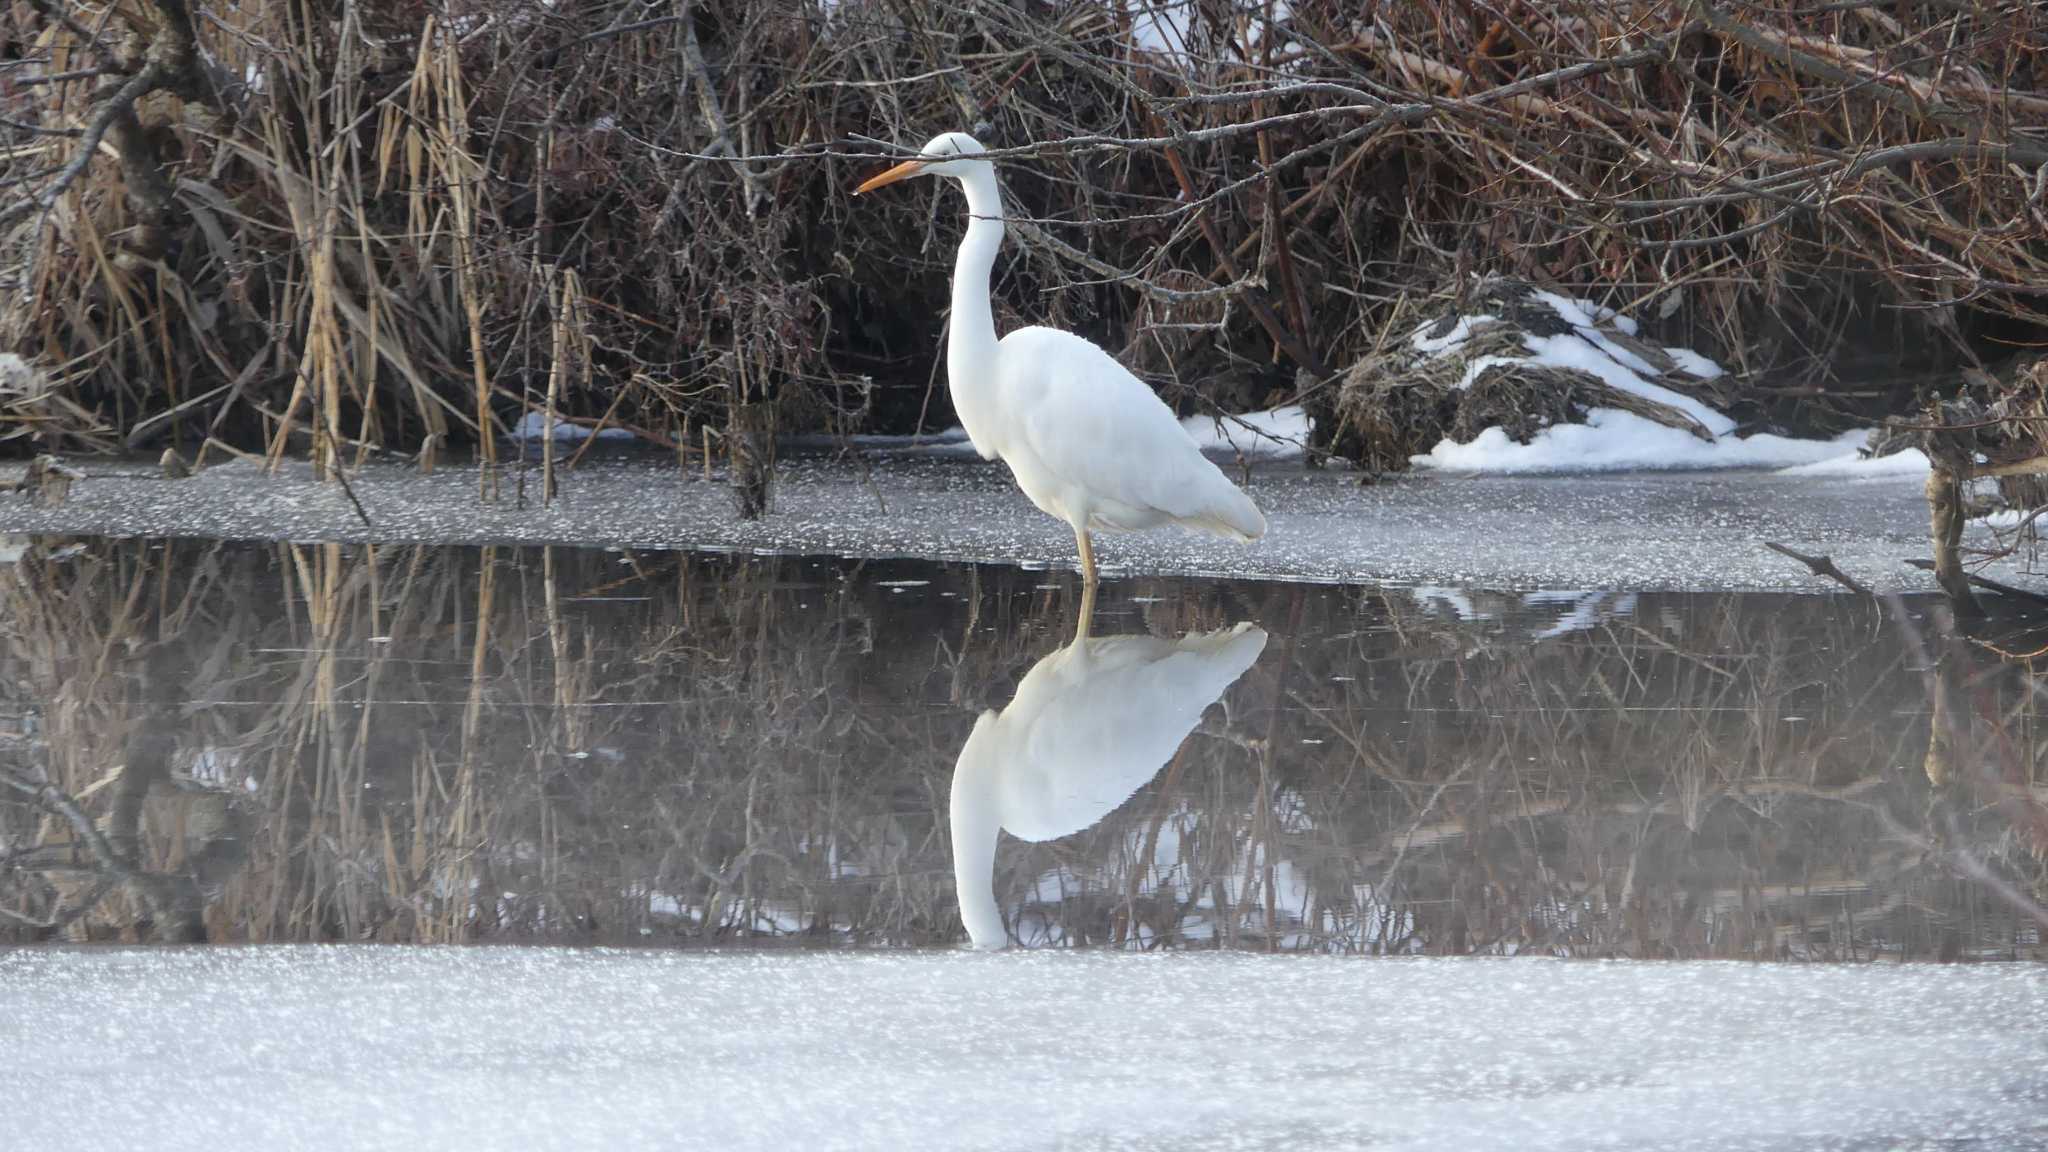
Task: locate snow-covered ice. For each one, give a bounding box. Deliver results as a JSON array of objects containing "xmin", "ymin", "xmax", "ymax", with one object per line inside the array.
[{"xmin": 2, "ymin": 948, "xmax": 2043, "ymax": 1152}]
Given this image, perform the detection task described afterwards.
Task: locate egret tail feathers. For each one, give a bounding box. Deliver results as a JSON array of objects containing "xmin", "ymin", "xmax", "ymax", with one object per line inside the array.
[{"xmin": 1185, "ymin": 486, "xmax": 1267, "ymax": 542}]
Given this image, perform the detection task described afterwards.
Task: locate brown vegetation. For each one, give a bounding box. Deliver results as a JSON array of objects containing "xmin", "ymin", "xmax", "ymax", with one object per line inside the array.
[{"xmin": 3, "ymin": 1, "xmax": 2045, "ymax": 489}]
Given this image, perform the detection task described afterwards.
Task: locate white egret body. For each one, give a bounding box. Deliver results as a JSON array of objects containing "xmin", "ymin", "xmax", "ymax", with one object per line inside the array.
[
  {"xmin": 855, "ymin": 134, "xmax": 1267, "ymax": 589},
  {"xmin": 948, "ymin": 622, "xmax": 1268, "ymax": 949}
]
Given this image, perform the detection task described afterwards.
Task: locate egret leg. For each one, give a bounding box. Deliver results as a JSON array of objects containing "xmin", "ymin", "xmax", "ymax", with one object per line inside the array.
[{"xmin": 1074, "ymin": 526, "xmax": 1098, "ymax": 639}]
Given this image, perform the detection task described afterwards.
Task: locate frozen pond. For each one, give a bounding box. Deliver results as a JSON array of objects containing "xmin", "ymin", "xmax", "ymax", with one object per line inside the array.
[{"xmin": 4, "ymin": 947, "xmax": 2045, "ymax": 1151}]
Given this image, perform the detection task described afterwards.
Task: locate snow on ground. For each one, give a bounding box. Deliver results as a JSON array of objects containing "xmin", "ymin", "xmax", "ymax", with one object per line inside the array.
[
  {"xmin": 1520, "ymin": 332, "xmax": 1734, "ymax": 437},
  {"xmin": 1411, "ymin": 313, "xmax": 1498, "ymax": 354},
  {"xmin": 1777, "ymin": 447, "xmax": 1932, "ymax": 479},
  {"xmin": 4, "ymin": 948, "xmax": 2043, "ymax": 1152},
  {"xmin": 1663, "ymin": 346, "xmax": 1725, "ymax": 380},
  {"xmin": 1416, "ymin": 412, "xmax": 1871, "ymax": 475},
  {"xmin": 1979, "ymin": 508, "xmax": 2040, "ymax": 529},
  {"xmin": 1179, "ymin": 405, "xmax": 1309, "ymax": 458}
]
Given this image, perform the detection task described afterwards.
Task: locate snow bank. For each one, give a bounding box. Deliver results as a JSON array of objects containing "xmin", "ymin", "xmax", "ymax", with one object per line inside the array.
[{"xmin": 1417, "ymin": 412, "xmax": 1869, "ymax": 475}]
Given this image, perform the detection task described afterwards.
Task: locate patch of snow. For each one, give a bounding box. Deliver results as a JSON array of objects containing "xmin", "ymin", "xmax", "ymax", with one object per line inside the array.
[
  {"xmin": 1531, "ymin": 289, "xmax": 1633, "ymax": 333},
  {"xmin": 1777, "ymin": 447, "xmax": 1929, "ymax": 479},
  {"xmin": 0, "ymin": 352, "xmax": 41, "ymax": 393},
  {"xmin": 1411, "ymin": 314, "xmax": 1497, "ymax": 354},
  {"xmin": 1456, "ymin": 355, "xmax": 1523, "ymax": 391},
  {"xmin": 1532, "ymin": 291, "xmax": 1661, "ymax": 378},
  {"xmin": 1664, "ymin": 347, "xmax": 1724, "ymax": 380},
  {"xmin": 1127, "ymin": 0, "xmax": 1194, "ymax": 63},
  {"xmin": 510, "ymin": 411, "xmax": 634, "ymax": 443},
  {"xmin": 1417, "ymin": 412, "xmax": 1867, "ymax": 475},
  {"xmin": 1423, "ymin": 294, "xmax": 1737, "ymax": 444},
  {"xmin": 1519, "ymin": 332, "xmax": 1733, "ymax": 437},
  {"xmin": 1180, "ymin": 405, "xmax": 1309, "ymax": 459},
  {"xmin": 786, "ymin": 427, "xmax": 980, "ymax": 457},
  {"xmin": 1976, "ymin": 508, "xmax": 2038, "ymax": 529},
  {"xmin": 1125, "ymin": 0, "xmax": 1289, "ymax": 66}
]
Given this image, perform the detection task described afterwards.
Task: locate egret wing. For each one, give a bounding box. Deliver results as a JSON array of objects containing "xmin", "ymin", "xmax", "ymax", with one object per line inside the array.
[{"xmin": 997, "ymin": 327, "xmax": 1234, "ymax": 526}]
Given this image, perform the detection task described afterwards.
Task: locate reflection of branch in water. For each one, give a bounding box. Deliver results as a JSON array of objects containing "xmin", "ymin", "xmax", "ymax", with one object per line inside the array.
[
  {"xmin": 1882, "ymin": 590, "xmax": 2048, "ymax": 933},
  {"xmin": 1876, "ymin": 803, "xmax": 2048, "ymax": 935},
  {"xmin": 0, "ymin": 751, "xmax": 205, "ymax": 940}
]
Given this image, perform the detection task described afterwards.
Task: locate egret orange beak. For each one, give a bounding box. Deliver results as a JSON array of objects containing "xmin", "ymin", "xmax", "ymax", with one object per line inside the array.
[{"xmin": 854, "ymin": 159, "xmax": 925, "ymax": 195}]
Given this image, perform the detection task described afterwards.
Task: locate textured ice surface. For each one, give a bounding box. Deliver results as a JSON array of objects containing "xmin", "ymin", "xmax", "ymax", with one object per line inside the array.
[
  {"xmin": 3, "ymin": 948, "xmax": 2044, "ymax": 1152},
  {"xmin": 0, "ymin": 450, "xmax": 2005, "ymax": 592}
]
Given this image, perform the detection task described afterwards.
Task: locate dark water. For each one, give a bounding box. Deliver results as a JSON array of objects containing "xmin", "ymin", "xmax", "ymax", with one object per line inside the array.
[{"xmin": 1, "ymin": 537, "xmax": 2043, "ymax": 957}]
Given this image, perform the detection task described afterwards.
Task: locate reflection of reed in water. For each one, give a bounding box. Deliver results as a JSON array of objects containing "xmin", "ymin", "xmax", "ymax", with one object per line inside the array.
[
  {"xmin": 0, "ymin": 540, "xmax": 2041, "ymax": 956},
  {"xmin": 950, "ymin": 623, "xmax": 1267, "ymax": 949}
]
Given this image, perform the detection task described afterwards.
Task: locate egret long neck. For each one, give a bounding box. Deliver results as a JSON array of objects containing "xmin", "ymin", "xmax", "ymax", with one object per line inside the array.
[
  {"xmin": 946, "ymin": 165, "xmax": 1005, "ymax": 445},
  {"xmin": 950, "ymin": 717, "xmax": 1008, "ymax": 949}
]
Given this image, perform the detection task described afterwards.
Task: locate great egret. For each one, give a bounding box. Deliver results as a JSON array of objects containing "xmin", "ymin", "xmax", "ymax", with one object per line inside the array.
[
  {"xmin": 854, "ymin": 133, "xmax": 1267, "ymax": 600},
  {"xmin": 949, "ymin": 621, "xmax": 1268, "ymax": 949}
]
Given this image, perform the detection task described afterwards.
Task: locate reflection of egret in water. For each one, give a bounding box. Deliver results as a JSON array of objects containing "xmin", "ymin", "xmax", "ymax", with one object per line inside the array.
[{"xmin": 949, "ymin": 622, "xmax": 1268, "ymax": 949}]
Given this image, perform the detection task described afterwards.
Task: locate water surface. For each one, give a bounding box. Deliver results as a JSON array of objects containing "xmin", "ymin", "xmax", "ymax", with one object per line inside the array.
[{"xmin": 2, "ymin": 537, "xmax": 2044, "ymax": 957}]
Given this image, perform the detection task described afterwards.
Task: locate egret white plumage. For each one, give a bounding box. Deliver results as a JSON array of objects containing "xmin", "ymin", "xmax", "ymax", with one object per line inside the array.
[
  {"xmin": 948, "ymin": 622, "xmax": 1268, "ymax": 949},
  {"xmin": 854, "ymin": 133, "xmax": 1267, "ymax": 603}
]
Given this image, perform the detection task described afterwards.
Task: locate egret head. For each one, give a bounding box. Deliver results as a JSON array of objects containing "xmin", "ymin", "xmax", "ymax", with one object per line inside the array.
[{"xmin": 853, "ymin": 132, "xmax": 989, "ymax": 194}]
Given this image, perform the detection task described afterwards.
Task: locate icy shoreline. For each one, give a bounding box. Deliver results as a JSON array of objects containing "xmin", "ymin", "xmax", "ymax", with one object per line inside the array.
[{"xmin": 0, "ymin": 450, "xmax": 2000, "ymax": 592}]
